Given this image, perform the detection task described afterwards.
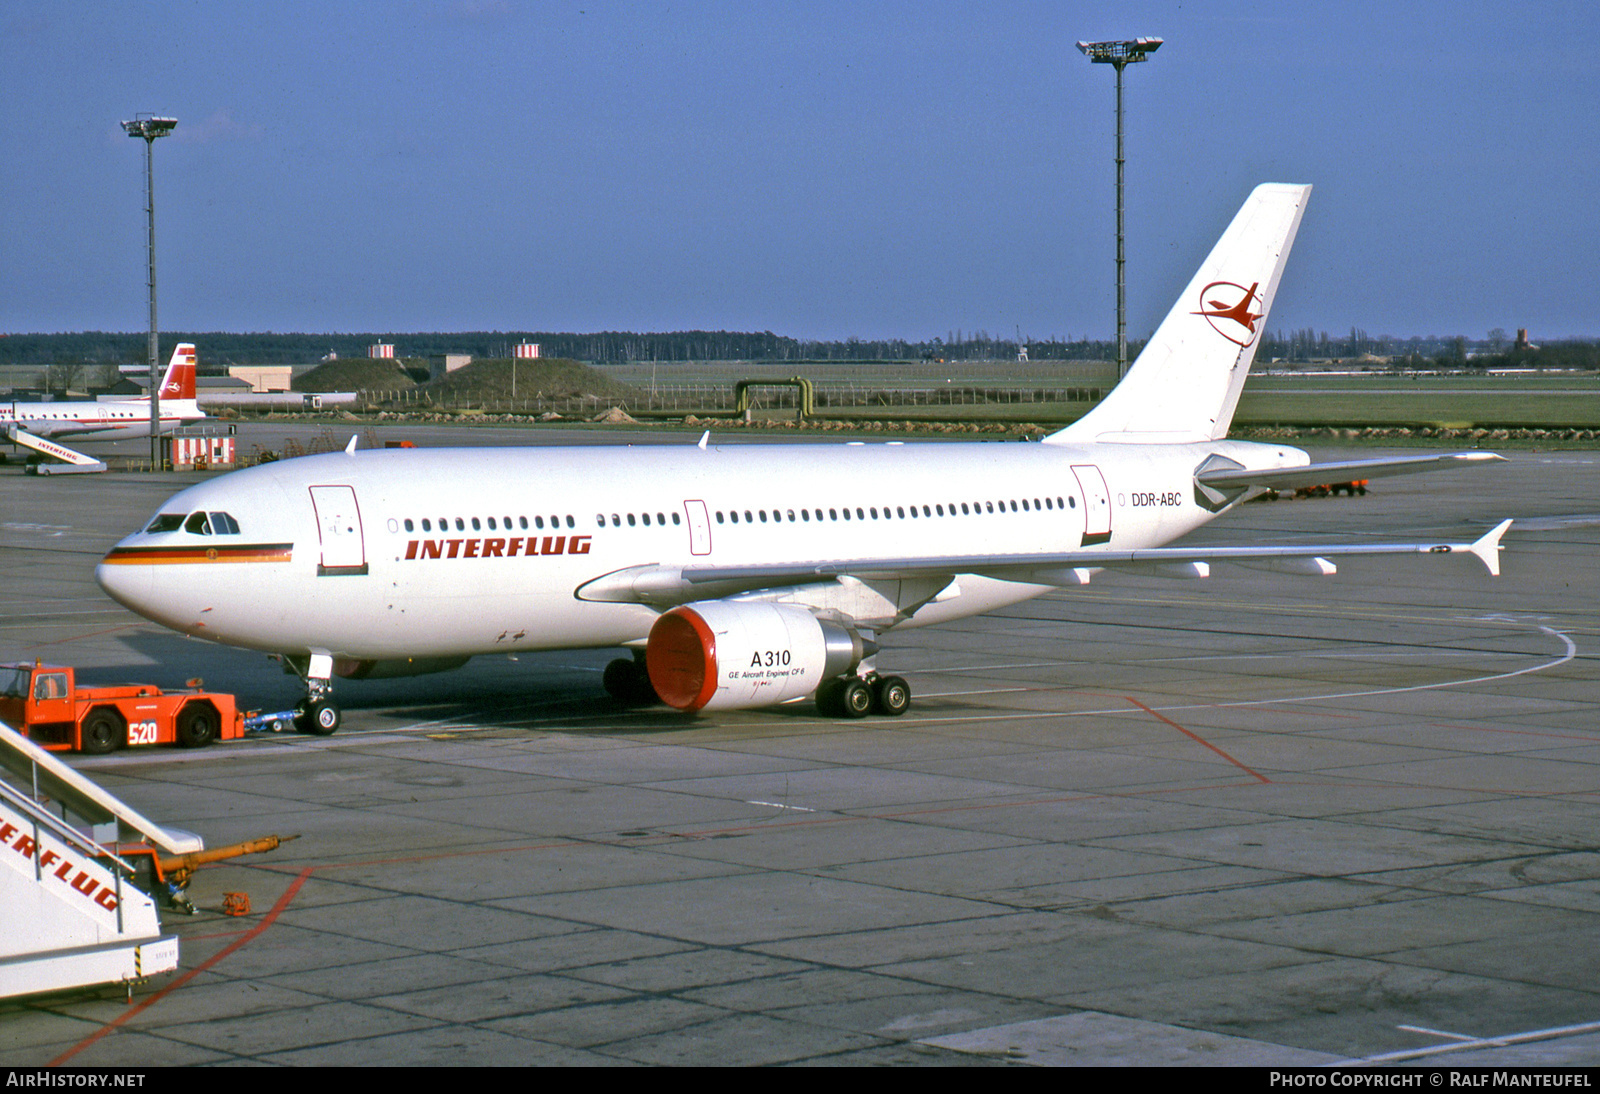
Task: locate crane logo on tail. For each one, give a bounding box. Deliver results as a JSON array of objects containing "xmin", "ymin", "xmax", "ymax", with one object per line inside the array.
[{"xmin": 1193, "ymin": 281, "xmax": 1262, "ymax": 347}]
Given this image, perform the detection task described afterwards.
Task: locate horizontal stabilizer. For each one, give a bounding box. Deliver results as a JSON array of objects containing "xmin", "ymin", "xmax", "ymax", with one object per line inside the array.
[{"xmin": 1197, "ymin": 452, "xmax": 1505, "ymax": 492}]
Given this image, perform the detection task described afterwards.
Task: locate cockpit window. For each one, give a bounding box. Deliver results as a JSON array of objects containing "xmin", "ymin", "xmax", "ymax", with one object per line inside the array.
[
  {"xmin": 145, "ymin": 513, "xmax": 186, "ymax": 533},
  {"xmin": 184, "ymin": 512, "xmax": 213, "ymax": 535},
  {"xmin": 210, "ymin": 512, "xmax": 241, "ymax": 535}
]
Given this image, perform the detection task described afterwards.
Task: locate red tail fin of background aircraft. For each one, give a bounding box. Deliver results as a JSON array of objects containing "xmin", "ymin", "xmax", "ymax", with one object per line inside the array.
[{"xmin": 159, "ymin": 344, "xmax": 197, "ymax": 401}]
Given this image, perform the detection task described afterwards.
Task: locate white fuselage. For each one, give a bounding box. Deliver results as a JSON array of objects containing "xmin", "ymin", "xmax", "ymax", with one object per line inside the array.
[
  {"xmin": 95, "ymin": 437, "xmax": 1303, "ymax": 665},
  {"xmin": 1, "ymin": 399, "xmax": 204, "ymax": 441}
]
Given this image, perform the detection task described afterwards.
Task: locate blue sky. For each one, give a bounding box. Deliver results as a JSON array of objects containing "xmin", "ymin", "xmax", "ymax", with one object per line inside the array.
[{"xmin": 2, "ymin": 1, "xmax": 1596, "ymax": 342}]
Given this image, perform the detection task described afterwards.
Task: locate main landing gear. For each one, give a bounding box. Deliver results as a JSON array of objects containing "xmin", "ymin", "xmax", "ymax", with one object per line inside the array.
[
  {"xmin": 603, "ymin": 653, "xmax": 660, "ymax": 707},
  {"xmin": 815, "ymin": 673, "xmax": 911, "ymax": 719},
  {"xmin": 816, "ymin": 624, "xmax": 910, "ymax": 718}
]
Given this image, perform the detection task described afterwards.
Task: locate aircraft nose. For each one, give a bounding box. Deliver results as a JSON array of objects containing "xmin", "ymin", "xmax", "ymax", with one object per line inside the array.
[{"xmin": 96, "ymin": 549, "xmax": 156, "ymax": 620}]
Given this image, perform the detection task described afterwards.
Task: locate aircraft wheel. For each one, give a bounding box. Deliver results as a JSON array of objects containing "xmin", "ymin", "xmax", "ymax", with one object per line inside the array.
[
  {"xmin": 838, "ymin": 678, "xmax": 874, "ymax": 719},
  {"xmin": 625, "ymin": 663, "xmax": 660, "ymax": 705},
  {"xmin": 603, "ymin": 659, "xmax": 634, "ymax": 700},
  {"xmin": 81, "ymin": 710, "xmax": 124, "ymax": 755},
  {"xmin": 815, "ymin": 679, "xmax": 843, "ymax": 717},
  {"xmin": 297, "ymin": 700, "xmax": 341, "ymax": 736},
  {"xmin": 873, "ymin": 675, "xmax": 911, "ymax": 717},
  {"xmin": 175, "ymin": 703, "xmax": 218, "ymax": 748},
  {"xmin": 604, "ymin": 658, "xmax": 659, "ymax": 705}
]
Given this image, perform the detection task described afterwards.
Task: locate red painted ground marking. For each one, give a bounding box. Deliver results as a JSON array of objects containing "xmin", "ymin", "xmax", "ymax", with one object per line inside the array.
[
  {"xmin": 26, "ymin": 624, "xmax": 142, "ymax": 650},
  {"xmin": 52, "ymin": 739, "xmax": 1287, "ymax": 1058},
  {"xmin": 1125, "ymin": 695, "xmax": 1271, "ymax": 784},
  {"xmin": 51, "ymin": 867, "xmax": 314, "ymax": 1066}
]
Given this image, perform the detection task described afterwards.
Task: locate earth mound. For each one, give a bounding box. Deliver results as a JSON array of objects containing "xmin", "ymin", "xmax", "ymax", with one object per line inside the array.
[
  {"xmin": 424, "ymin": 358, "xmax": 637, "ymax": 401},
  {"xmin": 294, "ymin": 358, "xmax": 417, "ymax": 392}
]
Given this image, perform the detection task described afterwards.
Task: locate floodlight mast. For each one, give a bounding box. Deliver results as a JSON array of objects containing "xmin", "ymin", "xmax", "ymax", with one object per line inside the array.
[
  {"xmin": 121, "ymin": 114, "xmax": 177, "ymax": 468},
  {"xmin": 1076, "ymin": 38, "xmax": 1161, "ymax": 381}
]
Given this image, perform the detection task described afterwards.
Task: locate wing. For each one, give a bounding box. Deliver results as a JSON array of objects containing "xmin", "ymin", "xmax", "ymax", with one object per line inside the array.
[
  {"xmin": 577, "ymin": 520, "xmax": 1512, "ymax": 607},
  {"xmin": 22, "ymin": 423, "xmax": 107, "ymax": 439}
]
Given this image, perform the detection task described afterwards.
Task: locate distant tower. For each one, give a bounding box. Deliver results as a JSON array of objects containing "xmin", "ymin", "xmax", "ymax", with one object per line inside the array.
[{"xmin": 1016, "ymin": 326, "xmax": 1028, "ymax": 362}]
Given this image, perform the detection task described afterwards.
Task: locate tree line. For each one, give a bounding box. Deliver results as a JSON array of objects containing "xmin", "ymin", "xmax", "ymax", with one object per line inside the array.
[{"xmin": 2, "ymin": 329, "xmax": 1593, "ymax": 369}]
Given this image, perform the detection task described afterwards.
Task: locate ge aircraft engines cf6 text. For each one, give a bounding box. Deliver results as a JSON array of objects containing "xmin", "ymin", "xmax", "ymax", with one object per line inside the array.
[{"xmin": 97, "ymin": 185, "xmax": 1509, "ymax": 734}]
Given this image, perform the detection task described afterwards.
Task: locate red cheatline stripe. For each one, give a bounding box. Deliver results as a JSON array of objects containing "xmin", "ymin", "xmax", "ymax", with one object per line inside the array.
[
  {"xmin": 100, "ymin": 544, "xmax": 293, "ymax": 566},
  {"xmin": 1125, "ymin": 695, "xmax": 1271, "ymax": 784},
  {"xmin": 49, "ymin": 867, "xmax": 314, "ymax": 1067}
]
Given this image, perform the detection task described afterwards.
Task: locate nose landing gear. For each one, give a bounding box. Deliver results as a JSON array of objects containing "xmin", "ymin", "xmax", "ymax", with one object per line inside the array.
[
  {"xmin": 280, "ymin": 653, "xmax": 342, "ymax": 735},
  {"xmin": 296, "ymin": 693, "xmax": 341, "ymax": 735}
]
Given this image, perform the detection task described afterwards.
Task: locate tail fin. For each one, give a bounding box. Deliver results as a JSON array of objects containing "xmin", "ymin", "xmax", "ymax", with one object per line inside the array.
[
  {"xmin": 158, "ymin": 343, "xmax": 197, "ymax": 401},
  {"xmin": 1047, "ymin": 183, "xmax": 1310, "ymax": 444}
]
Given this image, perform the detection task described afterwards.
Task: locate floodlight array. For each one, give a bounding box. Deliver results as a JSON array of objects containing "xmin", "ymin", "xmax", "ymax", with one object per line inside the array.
[{"xmin": 1075, "ymin": 38, "xmax": 1163, "ymax": 64}]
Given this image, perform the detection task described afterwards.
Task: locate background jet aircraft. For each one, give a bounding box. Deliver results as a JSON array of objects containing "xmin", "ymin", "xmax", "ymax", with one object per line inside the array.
[{"xmin": 97, "ymin": 185, "xmax": 1508, "ymax": 733}]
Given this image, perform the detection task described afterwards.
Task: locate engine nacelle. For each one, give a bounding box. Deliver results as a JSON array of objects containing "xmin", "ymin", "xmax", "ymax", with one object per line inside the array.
[{"xmin": 646, "ymin": 601, "xmax": 870, "ymax": 712}]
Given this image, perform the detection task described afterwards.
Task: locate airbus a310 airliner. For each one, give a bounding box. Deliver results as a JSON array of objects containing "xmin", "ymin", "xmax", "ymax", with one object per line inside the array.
[{"xmin": 97, "ymin": 185, "xmax": 1509, "ymax": 734}]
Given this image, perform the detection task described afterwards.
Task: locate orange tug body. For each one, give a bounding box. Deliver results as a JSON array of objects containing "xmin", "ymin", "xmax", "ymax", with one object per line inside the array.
[{"xmin": 0, "ymin": 661, "xmax": 243, "ymax": 754}]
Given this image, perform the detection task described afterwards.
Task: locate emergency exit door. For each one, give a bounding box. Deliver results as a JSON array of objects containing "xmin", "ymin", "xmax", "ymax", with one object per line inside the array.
[{"xmin": 684, "ymin": 499, "xmax": 712, "ymax": 555}]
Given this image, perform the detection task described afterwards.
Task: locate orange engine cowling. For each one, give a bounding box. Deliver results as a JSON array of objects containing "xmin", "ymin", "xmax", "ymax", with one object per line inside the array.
[{"xmin": 646, "ymin": 601, "xmax": 871, "ymax": 713}]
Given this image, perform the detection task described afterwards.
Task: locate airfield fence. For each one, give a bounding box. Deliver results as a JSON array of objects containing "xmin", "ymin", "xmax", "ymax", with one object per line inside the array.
[{"xmin": 355, "ymin": 382, "xmax": 1104, "ymax": 416}]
